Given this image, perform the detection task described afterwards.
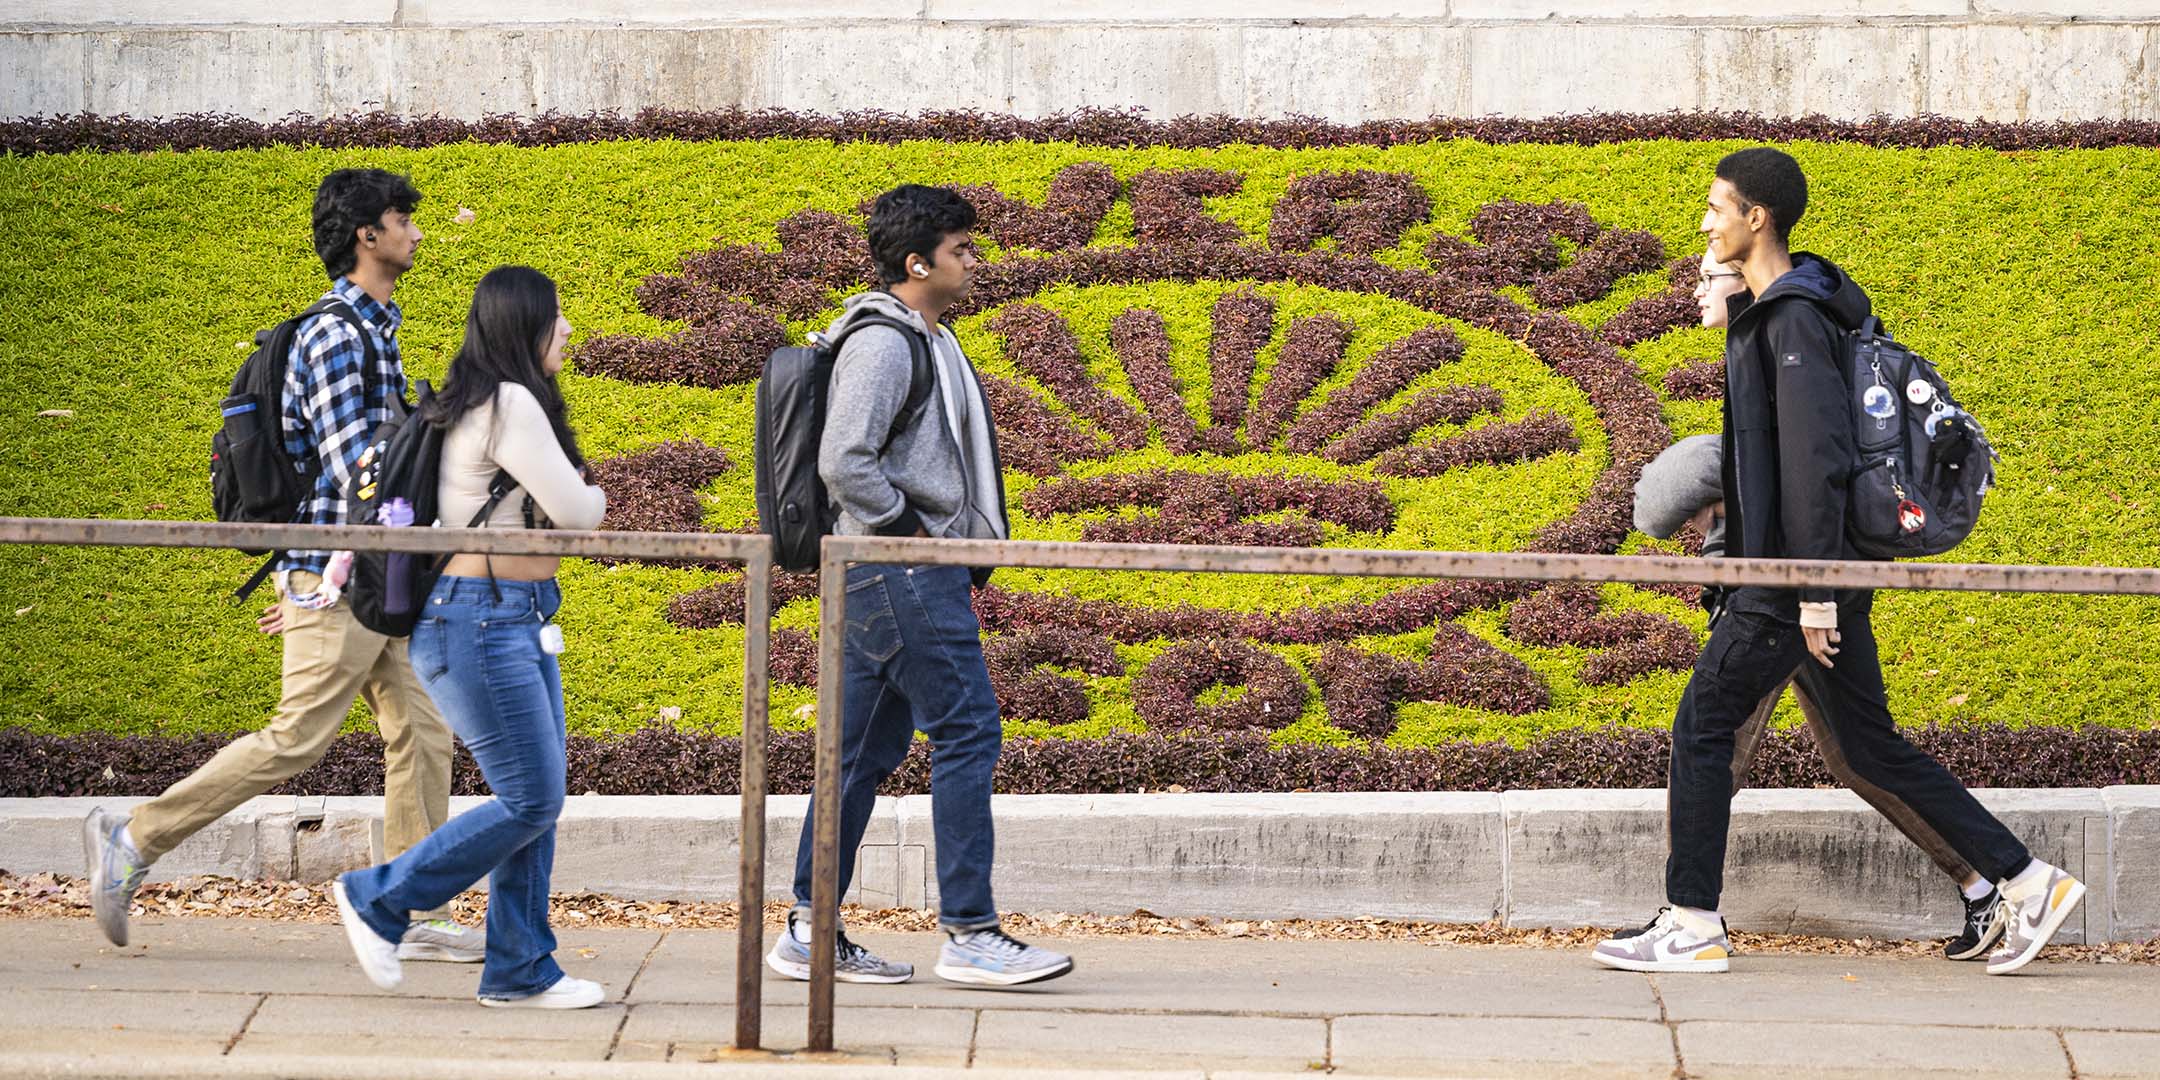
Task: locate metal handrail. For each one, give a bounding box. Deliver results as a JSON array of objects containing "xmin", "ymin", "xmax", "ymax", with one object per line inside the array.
[
  {"xmin": 12, "ymin": 518, "xmax": 2160, "ymax": 1053},
  {"xmin": 803, "ymin": 533, "xmax": 2160, "ymax": 1049},
  {"xmin": 0, "ymin": 517, "xmax": 777, "ymax": 1051}
]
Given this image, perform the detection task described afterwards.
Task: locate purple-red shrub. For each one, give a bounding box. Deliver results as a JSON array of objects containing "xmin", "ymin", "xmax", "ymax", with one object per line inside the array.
[
  {"xmin": 984, "ymin": 627, "xmax": 1124, "ymax": 725},
  {"xmin": 14, "ymin": 108, "xmax": 2160, "ymax": 158},
  {"xmin": 666, "ymin": 569, "xmax": 821, "ymax": 629},
  {"xmin": 1505, "ymin": 583, "xmax": 1697, "ymax": 685},
  {"xmin": 1022, "ymin": 470, "xmax": 1395, "ymax": 546},
  {"xmin": 1372, "ymin": 409, "xmax": 1580, "ymax": 477},
  {"xmin": 1663, "ymin": 360, "xmax": 1725, "ymax": 400},
  {"xmin": 963, "ymin": 162, "xmax": 1121, "ymax": 251},
  {"xmin": 1134, "ymin": 639, "xmax": 1310, "ymax": 734},
  {"xmin": 1323, "ymin": 385, "xmax": 1503, "ymax": 464},
  {"xmin": 1312, "ymin": 627, "xmax": 1551, "ymax": 739},
  {"xmin": 1267, "ymin": 170, "xmax": 1431, "ymax": 255},
  {"xmin": 1283, "ymin": 326, "xmax": 1466, "ymax": 454},
  {"xmin": 1130, "ymin": 168, "xmax": 1246, "ymax": 247},
  {"xmin": 1530, "ymin": 229, "xmax": 1668, "ymax": 308},
  {"xmin": 1248, "ymin": 313, "xmax": 1352, "ymax": 449},
  {"xmin": 979, "ymin": 372, "xmax": 1113, "ymax": 476},
  {"xmin": 571, "ymin": 302, "xmax": 787, "ymax": 389},
  {"xmin": 989, "ymin": 304, "xmax": 1150, "ymax": 450},
  {"xmin": 1109, "ymin": 308, "xmax": 1205, "ymax": 454},
  {"xmin": 586, "ymin": 441, "xmax": 735, "ymax": 568},
  {"xmin": 1205, "ymin": 287, "xmax": 1276, "ymax": 449},
  {"xmin": 11, "ymin": 724, "xmax": 2156, "ymax": 798}
]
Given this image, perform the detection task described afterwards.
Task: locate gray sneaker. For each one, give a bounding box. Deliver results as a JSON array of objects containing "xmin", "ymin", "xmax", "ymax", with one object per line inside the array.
[
  {"xmin": 398, "ymin": 918, "xmax": 485, "ymax": 963},
  {"xmin": 1987, "ymin": 865, "xmax": 2086, "ymax": 976},
  {"xmin": 82, "ymin": 807, "xmax": 148, "ymax": 947},
  {"xmin": 1591, "ymin": 908, "xmax": 1731, "ymax": 973},
  {"xmin": 765, "ymin": 910, "xmax": 913, "ymax": 984},
  {"xmin": 935, "ymin": 926, "xmax": 1074, "ymax": 986}
]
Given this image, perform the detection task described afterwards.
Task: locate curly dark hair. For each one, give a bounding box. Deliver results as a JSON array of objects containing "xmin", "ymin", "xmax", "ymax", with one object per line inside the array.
[
  {"xmin": 311, "ymin": 168, "xmax": 422, "ymax": 279},
  {"xmin": 864, "ymin": 184, "xmax": 978, "ymax": 286},
  {"xmin": 1715, "ymin": 147, "xmax": 1807, "ymax": 244}
]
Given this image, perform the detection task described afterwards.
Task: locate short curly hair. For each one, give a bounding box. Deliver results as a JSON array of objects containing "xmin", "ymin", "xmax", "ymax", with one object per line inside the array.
[
  {"xmin": 311, "ymin": 168, "xmax": 423, "ymax": 279},
  {"xmin": 864, "ymin": 184, "xmax": 978, "ymax": 286},
  {"xmin": 1715, "ymin": 148, "xmax": 1807, "ymax": 245}
]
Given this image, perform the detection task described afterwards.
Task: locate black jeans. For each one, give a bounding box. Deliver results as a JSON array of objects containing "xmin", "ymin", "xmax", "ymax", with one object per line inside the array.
[{"xmin": 1665, "ymin": 588, "xmax": 2032, "ymax": 910}]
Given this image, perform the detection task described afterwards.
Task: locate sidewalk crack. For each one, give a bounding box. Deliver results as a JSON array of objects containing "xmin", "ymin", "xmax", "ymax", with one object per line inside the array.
[
  {"xmin": 605, "ymin": 1003, "xmax": 634, "ymax": 1061},
  {"xmin": 606, "ymin": 928, "xmax": 669, "ymax": 1059},
  {"xmin": 1649, "ymin": 975, "xmax": 1687, "ymax": 1080},
  {"xmin": 2057, "ymin": 1028, "xmax": 2079, "ymax": 1079},
  {"xmin": 965, "ymin": 1009, "xmax": 982, "ymax": 1068},
  {"xmin": 620, "ymin": 927, "xmax": 669, "ymax": 1001},
  {"xmin": 222, "ymin": 992, "xmax": 268, "ymax": 1056}
]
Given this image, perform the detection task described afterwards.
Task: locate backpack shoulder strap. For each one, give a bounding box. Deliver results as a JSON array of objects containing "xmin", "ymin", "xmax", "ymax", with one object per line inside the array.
[{"xmin": 829, "ymin": 312, "xmax": 937, "ymax": 425}]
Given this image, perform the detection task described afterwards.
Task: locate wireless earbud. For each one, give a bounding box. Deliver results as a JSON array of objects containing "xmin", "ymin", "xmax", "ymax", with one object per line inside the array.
[{"xmin": 910, "ymin": 264, "xmax": 929, "ymax": 278}]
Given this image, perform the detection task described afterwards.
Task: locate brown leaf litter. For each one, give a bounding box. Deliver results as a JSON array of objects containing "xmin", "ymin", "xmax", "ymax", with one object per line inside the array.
[{"xmin": 3, "ymin": 872, "xmax": 2152, "ymax": 965}]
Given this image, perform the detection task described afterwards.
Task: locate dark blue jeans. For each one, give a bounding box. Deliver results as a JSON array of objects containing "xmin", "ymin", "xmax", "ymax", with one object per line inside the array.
[
  {"xmin": 341, "ymin": 576, "xmax": 568, "ymax": 999},
  {"xmin": 792, "ymin": 563, "xmax": 1002, "ymax": 931},
  {"xmin": 1666, "ymin": 588, "xmax": 2032, "ymax": 910}
]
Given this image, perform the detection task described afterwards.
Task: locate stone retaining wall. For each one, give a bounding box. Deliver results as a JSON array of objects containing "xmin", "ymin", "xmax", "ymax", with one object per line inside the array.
[
  {"xmin": 3, "ymin": 3, "xmax": 2157, "ymax": 122},
  {"xmin": 6, "ymin": 789, "xmax": 2155, "ymax": 942}
]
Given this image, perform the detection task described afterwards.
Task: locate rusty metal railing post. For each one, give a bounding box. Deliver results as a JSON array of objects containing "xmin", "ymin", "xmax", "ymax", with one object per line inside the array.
[
  {"xmin": 806, "ymin": 537, "xmax": 850, "ymax": 1052},
  {"xmin": 733, "ymin": 544, "xmax": 773, "ymax": 1051}
]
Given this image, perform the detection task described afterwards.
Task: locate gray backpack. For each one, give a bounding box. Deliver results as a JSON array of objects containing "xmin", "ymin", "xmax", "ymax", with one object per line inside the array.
[{"xmin": 1839, "ymin": 316, "xmax": 1996, "ymax": 558}]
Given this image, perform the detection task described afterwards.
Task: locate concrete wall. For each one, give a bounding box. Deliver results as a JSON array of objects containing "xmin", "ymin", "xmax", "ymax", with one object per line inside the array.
[
  {"xmin": 2, "ymin": 2, "xmax": 2156, "ymax": 123},
  {"xmin": 8, "ymin": 788, "xmax": 2157, "ymax": 943}
]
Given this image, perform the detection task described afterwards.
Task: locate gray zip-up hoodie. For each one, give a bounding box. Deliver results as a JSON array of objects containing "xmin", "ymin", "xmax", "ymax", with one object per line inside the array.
[{"xmin": 817, "ymin": 291, "xmax": 1009, "ymax": 560}]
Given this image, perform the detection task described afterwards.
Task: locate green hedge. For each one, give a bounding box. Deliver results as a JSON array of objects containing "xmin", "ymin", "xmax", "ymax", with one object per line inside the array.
[{"xmin": 2, "ymin": 137, "xmax": 2156, "ymax": 745}]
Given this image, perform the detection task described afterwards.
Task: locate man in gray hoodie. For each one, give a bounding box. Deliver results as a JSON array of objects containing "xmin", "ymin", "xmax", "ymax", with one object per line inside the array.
[{"xmin": 768, "ymin": 184, "xmax": 1073, "ymax": 987}]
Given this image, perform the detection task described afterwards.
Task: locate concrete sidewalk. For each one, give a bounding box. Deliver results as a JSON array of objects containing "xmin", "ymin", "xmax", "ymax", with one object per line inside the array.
[{"xmin": 0, "ymin": 917, "xmax": 2155, "ymax": 1079}]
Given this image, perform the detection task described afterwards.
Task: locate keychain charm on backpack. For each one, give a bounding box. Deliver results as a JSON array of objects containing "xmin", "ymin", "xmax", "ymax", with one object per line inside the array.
[
  {"xmin": 1898, "ymin": 499, "xmax": 1928, "ymax": 534},
  {"xmin": 1862, "ymin": 384, "xmax": 1898, "ymax": 420}
]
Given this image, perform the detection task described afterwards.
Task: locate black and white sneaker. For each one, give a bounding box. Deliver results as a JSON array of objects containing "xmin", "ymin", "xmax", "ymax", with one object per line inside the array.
[{"xmin": 1945, "ymin": 887, "xmax": 2008, "ymax": 961}]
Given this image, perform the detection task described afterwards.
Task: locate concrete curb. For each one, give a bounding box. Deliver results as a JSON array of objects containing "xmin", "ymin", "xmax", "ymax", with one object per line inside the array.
[{"xmin": 4, "ymin": 789, "xmax": 2154, "ymax": 943}]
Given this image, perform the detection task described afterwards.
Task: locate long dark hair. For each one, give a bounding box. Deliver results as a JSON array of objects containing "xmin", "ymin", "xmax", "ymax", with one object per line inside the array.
[{"xmin": 426, "ymin": 265, "xmax": 583, "ymax": 467}]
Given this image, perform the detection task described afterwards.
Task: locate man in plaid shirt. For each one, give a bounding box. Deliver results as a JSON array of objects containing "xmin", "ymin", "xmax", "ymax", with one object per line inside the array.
[{"xmin": 84, "ymin": 170, "xmax": 482, "ymax": 963}]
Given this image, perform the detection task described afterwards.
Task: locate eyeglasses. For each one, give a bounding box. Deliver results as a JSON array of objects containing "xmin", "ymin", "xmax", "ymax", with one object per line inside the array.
[{"xmin": 1700, "ymin": 270, "xmax": 1744, "ymax": 281}]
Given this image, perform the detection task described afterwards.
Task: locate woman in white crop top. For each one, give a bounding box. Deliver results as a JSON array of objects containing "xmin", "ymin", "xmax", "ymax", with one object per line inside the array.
[{"xmin": 332, "ymin": 266, "xmax": 609, "ymax": 1009}]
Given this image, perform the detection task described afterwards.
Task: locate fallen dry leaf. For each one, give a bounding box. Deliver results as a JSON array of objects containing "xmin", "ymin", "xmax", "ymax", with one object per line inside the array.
[
  {"xmin": 1946, "ymin": 694, "xmax": 1970, "ymax": 707},
  {"xmin": 12, "ymin": 606, "xmax": 30, "ymax": 617},
  {"xmin": 35, "ymin": 409, "xmax": 73, "ymax": 418},
  {"xmin": 455, "ymin": 206, "xmax": 477, "ymax": 224}
]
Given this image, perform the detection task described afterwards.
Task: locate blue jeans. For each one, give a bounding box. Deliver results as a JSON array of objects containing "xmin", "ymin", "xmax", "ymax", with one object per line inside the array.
[
  {"xmin": 792, "ymin": 563, "xmax": 1002, "ymax": 931},
  {"xmin": 341, "ymin": 576, "xmax": 568, "ymax": 999}
]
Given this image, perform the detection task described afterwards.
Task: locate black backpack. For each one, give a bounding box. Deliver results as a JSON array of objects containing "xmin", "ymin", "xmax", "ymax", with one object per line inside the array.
[
  {"xmin": 342, "ymin": 380, "xmax": 515, "ymax": 638},
  {"xmin": 212, "ymin": 299, "xmax": 376, "ymax": 599},
  {"xmin": 754, "ymin": 314, "xmax": 935, "ymax": 573},
  {"xmin": 1837, "ymin": 316, "xmax": 1997, "ymax": 558}
]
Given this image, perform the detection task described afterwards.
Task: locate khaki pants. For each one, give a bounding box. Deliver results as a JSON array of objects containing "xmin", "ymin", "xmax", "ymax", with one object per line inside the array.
[
  {"xmin": 1731, "ymin": 673, "xmax": 1977, "ymax": 885},
  {"xmin": 129, "ymin": 571, "xmax": 453, "ymax": 866}
]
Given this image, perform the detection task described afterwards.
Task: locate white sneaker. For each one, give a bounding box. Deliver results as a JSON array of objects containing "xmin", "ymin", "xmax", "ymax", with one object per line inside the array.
[
  {"xmin": 479, "ymin": 975, "xmax": 606, "ymax": 1009},
  {"xmin": 398, "ymin": 918, "xmax": 485, "ymax": 963},
  {"xmin": 1591, "ymin": 908, "xmax": 1731, "ymax": 974},
  {"xmin": 330, "ymin": 878, "xmax": 403, "ymax": 990},
  {"xmin": 1987, "ymin": 865, "xmax": 2086, "ymax": 976}
]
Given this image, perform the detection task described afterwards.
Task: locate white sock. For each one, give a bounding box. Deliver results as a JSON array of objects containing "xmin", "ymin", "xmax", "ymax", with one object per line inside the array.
[
  {"xmin": 789, "ymin": 913, "xmax": 815, "ymax": 943},
  {"xmin": 1961, "ymin": 877, "xmax": 1995, "ymax": 902},
  {"xmin": 2001, "ymin": 860, "xmax": 2053, "ymax": 903},
  {"xmin": 1673, "ymin": 906, "xmax": 1724, "ymax": 937}
]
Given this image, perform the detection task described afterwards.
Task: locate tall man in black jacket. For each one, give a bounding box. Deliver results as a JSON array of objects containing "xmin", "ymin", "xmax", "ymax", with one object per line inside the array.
[{"xmin": 1592, "ymin": 148, "xmax": 2084, "ymax": 977}]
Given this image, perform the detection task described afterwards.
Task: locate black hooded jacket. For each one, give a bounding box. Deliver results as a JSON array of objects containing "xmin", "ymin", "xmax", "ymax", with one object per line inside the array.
[{"xmin": 1720, "ymin": 252, "xmax": 1877, "ymax": 616}]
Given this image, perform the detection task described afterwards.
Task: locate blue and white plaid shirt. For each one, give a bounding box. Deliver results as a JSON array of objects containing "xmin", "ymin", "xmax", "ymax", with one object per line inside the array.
[{"xmin": 278, "ymin": 276, "xmax": 407, "ymax": 576}]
